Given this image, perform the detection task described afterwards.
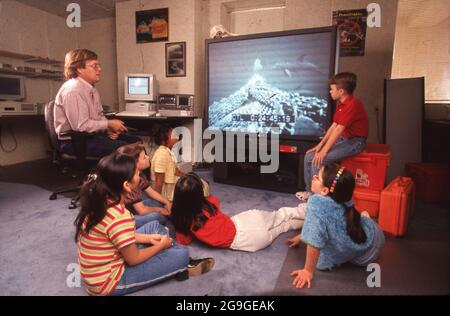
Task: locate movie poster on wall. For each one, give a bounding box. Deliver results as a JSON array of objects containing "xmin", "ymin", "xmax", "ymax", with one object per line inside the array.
[{"xmin": 332, "ymin": 9, "xmax": 367, "ymax": 57}]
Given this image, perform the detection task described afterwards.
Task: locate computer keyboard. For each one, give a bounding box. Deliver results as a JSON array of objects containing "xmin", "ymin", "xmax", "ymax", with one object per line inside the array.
[{"xmin": 115, "ymin": 111, "xmax": 156, "ymax": 117}]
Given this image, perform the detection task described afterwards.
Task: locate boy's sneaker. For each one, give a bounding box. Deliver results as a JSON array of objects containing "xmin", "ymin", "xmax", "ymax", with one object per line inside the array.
[
  {"xmin": 187, "ymin": 257, "xmax": 215, "ymax": 277},
  {"xmin": 295, "ymin": 191, "xmax": 312, "ymax": 202}
]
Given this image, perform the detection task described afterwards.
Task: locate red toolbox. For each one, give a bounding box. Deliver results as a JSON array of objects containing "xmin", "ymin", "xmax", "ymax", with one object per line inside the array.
[
  {"xmin": 341, "ymin": 144, "xmax": 391, "ymax": 191},
  {"xmin": 353, "ymin": 188, "xmax": 381, "ymax": 218},
  {"xmin": 378, "ymin": 177, "xmax": 415, "ymax": 237},
  {"xmin": 405, "ymin": 163, "xmax": 450, "ymax": 203}
]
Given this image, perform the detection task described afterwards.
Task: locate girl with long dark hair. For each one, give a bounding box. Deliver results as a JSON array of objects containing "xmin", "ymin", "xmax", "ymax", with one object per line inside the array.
[
  {"xmin": 287, "ymin": 163, "xmax": 385, "ymax": 289},
  {"xmin": 116, "ymin": 143, "xmax": 172, "ymax": 227},
  {"xmin": 74, "ymin": 153, "xmax": 213, "ymax": 296},
  {"xmin": 170, "ymin": 173, "xmax": 306, "ymax": 252}
]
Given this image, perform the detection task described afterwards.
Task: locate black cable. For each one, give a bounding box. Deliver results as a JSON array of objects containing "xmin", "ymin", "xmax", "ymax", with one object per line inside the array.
[{"xmin": 0, "ymin": 122, "xmax": 18, "ymax": 153}]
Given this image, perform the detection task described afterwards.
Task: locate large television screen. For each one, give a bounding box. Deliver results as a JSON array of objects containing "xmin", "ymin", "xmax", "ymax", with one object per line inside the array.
[{"xmin": 206, "ymin": 26, "xmax": 338, "ymax": 140}]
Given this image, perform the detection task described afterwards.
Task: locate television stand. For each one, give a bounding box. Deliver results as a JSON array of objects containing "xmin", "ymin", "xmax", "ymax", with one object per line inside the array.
[{"xmin": 213, "ymin": 139, "xmax": 318, "ymax": 193}]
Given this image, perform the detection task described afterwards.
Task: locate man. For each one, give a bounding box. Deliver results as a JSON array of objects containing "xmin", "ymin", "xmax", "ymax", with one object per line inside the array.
[{"xmin": 54, "ymin": 49, "xmax": 139, "ymax": 157}]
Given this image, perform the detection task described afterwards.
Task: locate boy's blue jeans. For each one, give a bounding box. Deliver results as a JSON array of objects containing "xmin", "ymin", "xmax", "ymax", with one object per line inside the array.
[
  {"xmin": 134, "ymin": 199, "xmax": 167, "ymax": 228},
  {"xmin": 112, "ymin": 221, "xmax": 189, "ymax": 296},
  {"xmin": 304, "ymin": 137, "xmax": 366, "ymax": 191}
]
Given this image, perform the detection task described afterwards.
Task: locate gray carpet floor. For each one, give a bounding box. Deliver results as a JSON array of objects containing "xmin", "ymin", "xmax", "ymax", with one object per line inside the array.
[
  {"xmin": 274, "ymin": 199, "xmax": 450, "ymax": 295},
  {"xmin": 1, "ymin": 160, "xmax": 449, "ymax": 296},
  {"xmin": 0, "ymin": 169, "xmax": 300, "ymax": 296}
]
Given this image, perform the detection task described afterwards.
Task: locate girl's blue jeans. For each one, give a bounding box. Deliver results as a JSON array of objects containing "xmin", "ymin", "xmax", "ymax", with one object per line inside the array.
[
  {"xmin": 134, "ymin": 199, "xmax": 167, "ymax": 228},
  {"xmin": 112, "ymin": 221, "xmax": 189, "ymax": 296},
  {"xmin": 304, "ymin": 136, "xmax": 366, "ymax": 191}
]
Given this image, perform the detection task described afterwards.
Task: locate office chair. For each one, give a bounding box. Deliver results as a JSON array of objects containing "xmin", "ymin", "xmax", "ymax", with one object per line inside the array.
[{"xmin": 44, "ymin": 101, "xmax": 98, "ymax": 209}]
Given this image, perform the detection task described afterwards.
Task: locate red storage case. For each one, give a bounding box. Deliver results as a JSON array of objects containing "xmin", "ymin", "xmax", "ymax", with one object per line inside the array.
[
  {"xmin": 353, "ymin": 188, "xmax": 381, "ymax": 218},
  {"xmin": 341, "ymin": 144, "xmax": 391, "ymax": 191},
  {"xmin": 404, "ymin": 163, "xmax": 450, "ymax": 203},
  {"xmin": 378, "ymin": 177, "xmax": 415, "ymax": 237}
]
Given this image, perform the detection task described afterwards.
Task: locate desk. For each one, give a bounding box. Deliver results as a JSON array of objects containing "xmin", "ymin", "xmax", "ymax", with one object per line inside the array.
[{"xmin": 105, "ymin": 114, "xmax": 197, "ymax": 136}]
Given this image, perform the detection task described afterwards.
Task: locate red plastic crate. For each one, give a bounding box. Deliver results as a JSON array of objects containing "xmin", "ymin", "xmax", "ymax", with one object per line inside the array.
[
  {"xmin": 341, "ymin": 144, "xmax": 390, "ymax": 191},
  {"xmin": 405, "ymin": 163, "xmax": 450, "ymax": 203},
  {"xmin": 353, "ymin": 188, "xmax": 381, "ymax": 218}
]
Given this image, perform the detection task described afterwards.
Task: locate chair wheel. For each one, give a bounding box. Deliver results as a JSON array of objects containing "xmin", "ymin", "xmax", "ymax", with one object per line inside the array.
[
  {"xmin": 69, "ymin": 201, "xmax": 77, "ymax": 209},
  {"xmin": 49, "ymin": 193, "xmax": 57, "ymax": 200}
]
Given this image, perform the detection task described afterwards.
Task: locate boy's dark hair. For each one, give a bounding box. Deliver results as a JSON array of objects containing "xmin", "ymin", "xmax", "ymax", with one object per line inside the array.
[
  {"xmin": 152, "ymin": 123, "xmax": 172, "ymax": 146},
  {"xmin": 74, "ymin": 153, "xmax": 136, "ymax": 242},
  {"xmin": 322, "ymin": 163, "xmax": 367, "ymax": 244},
  {"xmin": 64, "ymin": 49, "xmax": 98, "ymax": 80},
  {"xmin": 116, "ymin": 143, "xmax": 146, "ymax": 161},
  {"xmin": 170, "ymin": 172, "xmax": 217, "ymax": 235},
  {"xmin": 329, "ymin": 72, "xmax": 357, "ymax": 95}
]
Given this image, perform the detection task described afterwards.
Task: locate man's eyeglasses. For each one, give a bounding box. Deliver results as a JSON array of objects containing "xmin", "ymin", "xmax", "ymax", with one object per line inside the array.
[{"xmin": 86, "ymin": 63, "xmax": 101, "ymax": 70}]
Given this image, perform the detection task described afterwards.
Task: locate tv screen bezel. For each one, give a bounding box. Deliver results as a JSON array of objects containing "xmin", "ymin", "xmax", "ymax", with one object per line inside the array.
[{"xmin": 204, "ymin": 26, "xmax": 339, "ymax": 142}]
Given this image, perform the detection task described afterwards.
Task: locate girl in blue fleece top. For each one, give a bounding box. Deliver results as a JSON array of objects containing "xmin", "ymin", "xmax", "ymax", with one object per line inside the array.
[{"xmin": 286, "ymin": 163, "xmax": 385, "ymax": 289}]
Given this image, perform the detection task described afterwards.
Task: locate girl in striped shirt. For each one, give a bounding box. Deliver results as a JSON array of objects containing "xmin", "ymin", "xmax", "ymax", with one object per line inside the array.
[{"xmin": 74, "ymin": 153, "xmax": 213, "ymax": 296}]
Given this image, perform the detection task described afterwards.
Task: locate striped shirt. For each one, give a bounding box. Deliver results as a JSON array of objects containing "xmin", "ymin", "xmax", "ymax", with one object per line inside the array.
[{"xmin": 77, "ymin": 204, "xmax": 136, "ymax": 296}]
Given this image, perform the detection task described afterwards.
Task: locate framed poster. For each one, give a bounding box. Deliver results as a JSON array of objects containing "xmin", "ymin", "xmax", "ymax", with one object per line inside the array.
[
  {"xmin": 166, "ymin": 42, "xmax": 186, "ymax": 77},
  {"xmin": 136, "ymin": 8, "xmax": 169, "ymax": 43},
  {"xmin": 332, "ymin": 9, "xmax": 367, "ymax": 57}
]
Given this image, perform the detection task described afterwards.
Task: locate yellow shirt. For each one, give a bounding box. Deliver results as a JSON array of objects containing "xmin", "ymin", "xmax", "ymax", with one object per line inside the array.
[
  {"xmin": 151, "ymin": 145, "xmax": 178, "ymax": 201},
  {"xmin": 150, "ymin": 145, "xmax": 209, "ymax": 201}
]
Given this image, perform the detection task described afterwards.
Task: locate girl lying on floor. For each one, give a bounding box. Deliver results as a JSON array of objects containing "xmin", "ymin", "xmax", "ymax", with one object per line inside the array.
[
  {"xmin": 286, "ymin": 163, "xmax": 385, "ymax": 289},
  {"xmin": 74, "ymin": 153, "xmax": 213, "ymax": 296},
  {"xmin": 170, "ymin": 172, "xmax": 307, "ymax": 252}
]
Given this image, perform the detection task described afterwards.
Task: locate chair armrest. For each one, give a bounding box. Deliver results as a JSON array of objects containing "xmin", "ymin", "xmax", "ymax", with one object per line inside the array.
[{"xmin": 60, "ymin": 130, "xmax": 94, "ymax": 138}]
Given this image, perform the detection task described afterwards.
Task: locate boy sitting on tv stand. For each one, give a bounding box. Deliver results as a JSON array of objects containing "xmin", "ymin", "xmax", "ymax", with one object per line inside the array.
[{"xmin": 296, "ymin": 72, "xmax": 368, "ymax": 201}]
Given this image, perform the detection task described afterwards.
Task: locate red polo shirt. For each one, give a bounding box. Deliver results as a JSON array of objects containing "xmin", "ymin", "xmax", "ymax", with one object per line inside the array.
[{"xmin": 333, "ymin": 95, "xmax": 368, "ymax": 138}]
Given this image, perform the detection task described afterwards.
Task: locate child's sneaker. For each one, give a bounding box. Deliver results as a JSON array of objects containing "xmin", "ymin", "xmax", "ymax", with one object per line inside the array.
[
  {"xmin": 295, "ymin": 191, "xmax": 312, "ymax": 202},
  {"xmin": 187, "ymin": 257, "xmax": 215, "ymax": 277},
  {"xmin": 174, "ymin": 270, "xmax": 189, "ymax": 281}
]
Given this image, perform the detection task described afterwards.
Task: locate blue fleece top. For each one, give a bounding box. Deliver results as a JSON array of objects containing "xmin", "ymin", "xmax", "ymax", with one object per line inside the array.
[{"xmin": 301, "ymin": 194, "xmax": 376, "ymax": 270}]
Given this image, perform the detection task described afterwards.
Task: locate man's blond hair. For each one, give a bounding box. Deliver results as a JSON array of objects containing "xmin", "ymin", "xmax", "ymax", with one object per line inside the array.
[{"xmin": 64, "ymin": 49, "xmax": 98, "ymax": 80}]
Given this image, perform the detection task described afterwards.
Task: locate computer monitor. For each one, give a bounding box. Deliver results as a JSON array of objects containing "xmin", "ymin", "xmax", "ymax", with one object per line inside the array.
[
  {"xmin": 124, "ymin": 73, "xmax": 157, "ymax": 101},
  {"xmin": 0, "ymin": 74, "xmax": 25, "ymax": 101}
]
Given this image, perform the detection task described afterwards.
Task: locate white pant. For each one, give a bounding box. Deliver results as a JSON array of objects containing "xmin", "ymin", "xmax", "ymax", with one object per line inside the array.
[{"xmin": 230, "ymin": 203, "xmax": 307, "ymax": 252}]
